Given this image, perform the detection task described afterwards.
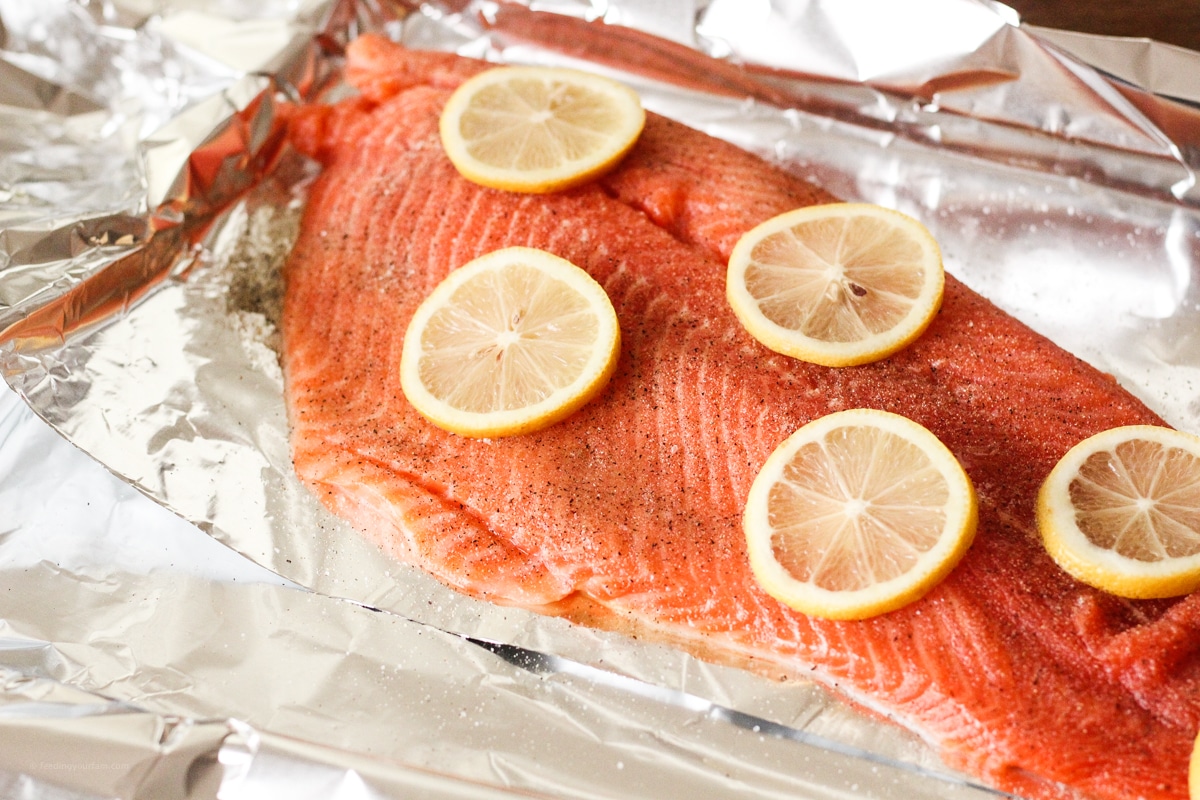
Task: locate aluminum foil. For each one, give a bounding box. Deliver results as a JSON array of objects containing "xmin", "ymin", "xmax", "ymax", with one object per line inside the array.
[{"xmin": 2, "ymin": 0, "xmax": 1200, "ymax": 797}]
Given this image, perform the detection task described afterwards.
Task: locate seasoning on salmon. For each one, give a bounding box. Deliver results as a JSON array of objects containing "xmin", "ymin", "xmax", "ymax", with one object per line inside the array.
[{"xmin": 281, "ymin": 33, "xmax": 1200, "ymax": 800}]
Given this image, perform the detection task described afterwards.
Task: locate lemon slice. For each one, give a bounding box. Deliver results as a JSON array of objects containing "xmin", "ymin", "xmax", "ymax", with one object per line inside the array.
[
  {"xmin": 1036, "ymin": 425, "xmax": 1200, "ymax": 599},
  {"xmin": 1190, "ymin": 731, "xmax": 1200, "ymax": 800},
  {"xmin": 438, "ymin": 65, "xmax": 645, "ymax": 193},
  {"xmin": 743, "ymin": 408, "xmax": 978, "ymax": 620},
  {"xmin": 727, "ymin": 203, "xmax": 944, "ymax": 367},
  {"xmin": 399, "ymin": 247, "xmax": 621, "ymax": 438}
]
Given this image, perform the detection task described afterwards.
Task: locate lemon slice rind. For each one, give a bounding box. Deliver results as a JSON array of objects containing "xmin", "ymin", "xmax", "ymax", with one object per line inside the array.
[
  {"xmin": 1190, "ymin": 731, "xmax": 1200, "ymax": 800},
  {"xmin": 400, "ymin": 247, "xmax": 620, "ymax": 438},
  {"xmin": 744, "ymin": 408, "xmax": 977, "ymax": 620},
  {"xmin": 439, "ymin": 65, "xmax": 646, "ymax": 194},
  {"xmin": 1037, "ymin": 424, "xmax": 1200, "ymax": 599},
  {"xmin": 727, "ymin": 203, "xmax": 944, "ymax": 368}
]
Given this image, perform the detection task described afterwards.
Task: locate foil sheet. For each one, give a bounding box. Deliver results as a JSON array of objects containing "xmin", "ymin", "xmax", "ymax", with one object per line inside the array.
[{"xmin": 2, "ymin": 0, "xmax": 1200, "ymax": 797}]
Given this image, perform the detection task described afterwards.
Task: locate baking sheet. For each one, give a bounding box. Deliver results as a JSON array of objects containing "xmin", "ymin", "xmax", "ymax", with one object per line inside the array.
[{"xmin": 2, "ymin": 0, "xmax": 1199, "ymax": 797}]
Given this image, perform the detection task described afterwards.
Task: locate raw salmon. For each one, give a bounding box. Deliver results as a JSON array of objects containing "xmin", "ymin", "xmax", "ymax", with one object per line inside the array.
[{"xmin": 281, "ymin": 34, "xmax": 1200, "ymax": 800}]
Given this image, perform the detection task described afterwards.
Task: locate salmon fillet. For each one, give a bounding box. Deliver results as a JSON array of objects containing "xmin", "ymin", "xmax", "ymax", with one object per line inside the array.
[{"xmin": 281, "ymin": 34, "xmax": 1200, "ymax": 800}]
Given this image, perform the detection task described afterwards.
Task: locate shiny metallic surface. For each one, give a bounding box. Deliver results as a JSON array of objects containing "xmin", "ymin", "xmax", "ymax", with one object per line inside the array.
[{"xmin": 2, "ymin": 1, "xmax": 1199, "ymax": 797}]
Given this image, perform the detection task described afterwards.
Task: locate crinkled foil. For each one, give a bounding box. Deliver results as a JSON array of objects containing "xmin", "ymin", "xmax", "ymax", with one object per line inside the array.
[{"xmin": 2, "ymin": 1, "xmax": 1200, "ymax": 798}]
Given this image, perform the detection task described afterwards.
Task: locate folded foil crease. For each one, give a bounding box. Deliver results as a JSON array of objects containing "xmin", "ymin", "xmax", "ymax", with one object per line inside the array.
[
  {"xmin": 0, "ymin": 0, "xmax": 359, "ymax": 338},
  {"xmin": 0, "ymin": 520, "xmax": 990, "ymax": 799},
  {"xmin": 0, "ymin": 666, "xmax": 555, "ymax": 800},
  {"xmin": 489, "ymin": 2, "xmax": 1199, "ymax": 202},
  {"xmin": 2, "ymin": 0, "xmax": 1200, "ymax": 798},
  {"xmin": 1, "ymin": 0, "xmax": 1197, "ymax": 343},
  {"xmin": 0, "ymin": 671, "xmax": 227, "ymax": 800}
]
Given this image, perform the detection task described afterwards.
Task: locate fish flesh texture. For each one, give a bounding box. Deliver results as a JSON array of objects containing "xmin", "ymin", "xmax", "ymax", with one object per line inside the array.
[{"xmin": 281, "ymin": 34, "xmax": 1199, "ymax": 800}]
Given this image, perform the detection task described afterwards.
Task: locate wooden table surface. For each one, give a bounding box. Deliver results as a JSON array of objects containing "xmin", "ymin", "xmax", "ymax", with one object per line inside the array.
[{"xmin": 1005, "ymin": 0, "xmax": 1200, "ymax": 52}]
